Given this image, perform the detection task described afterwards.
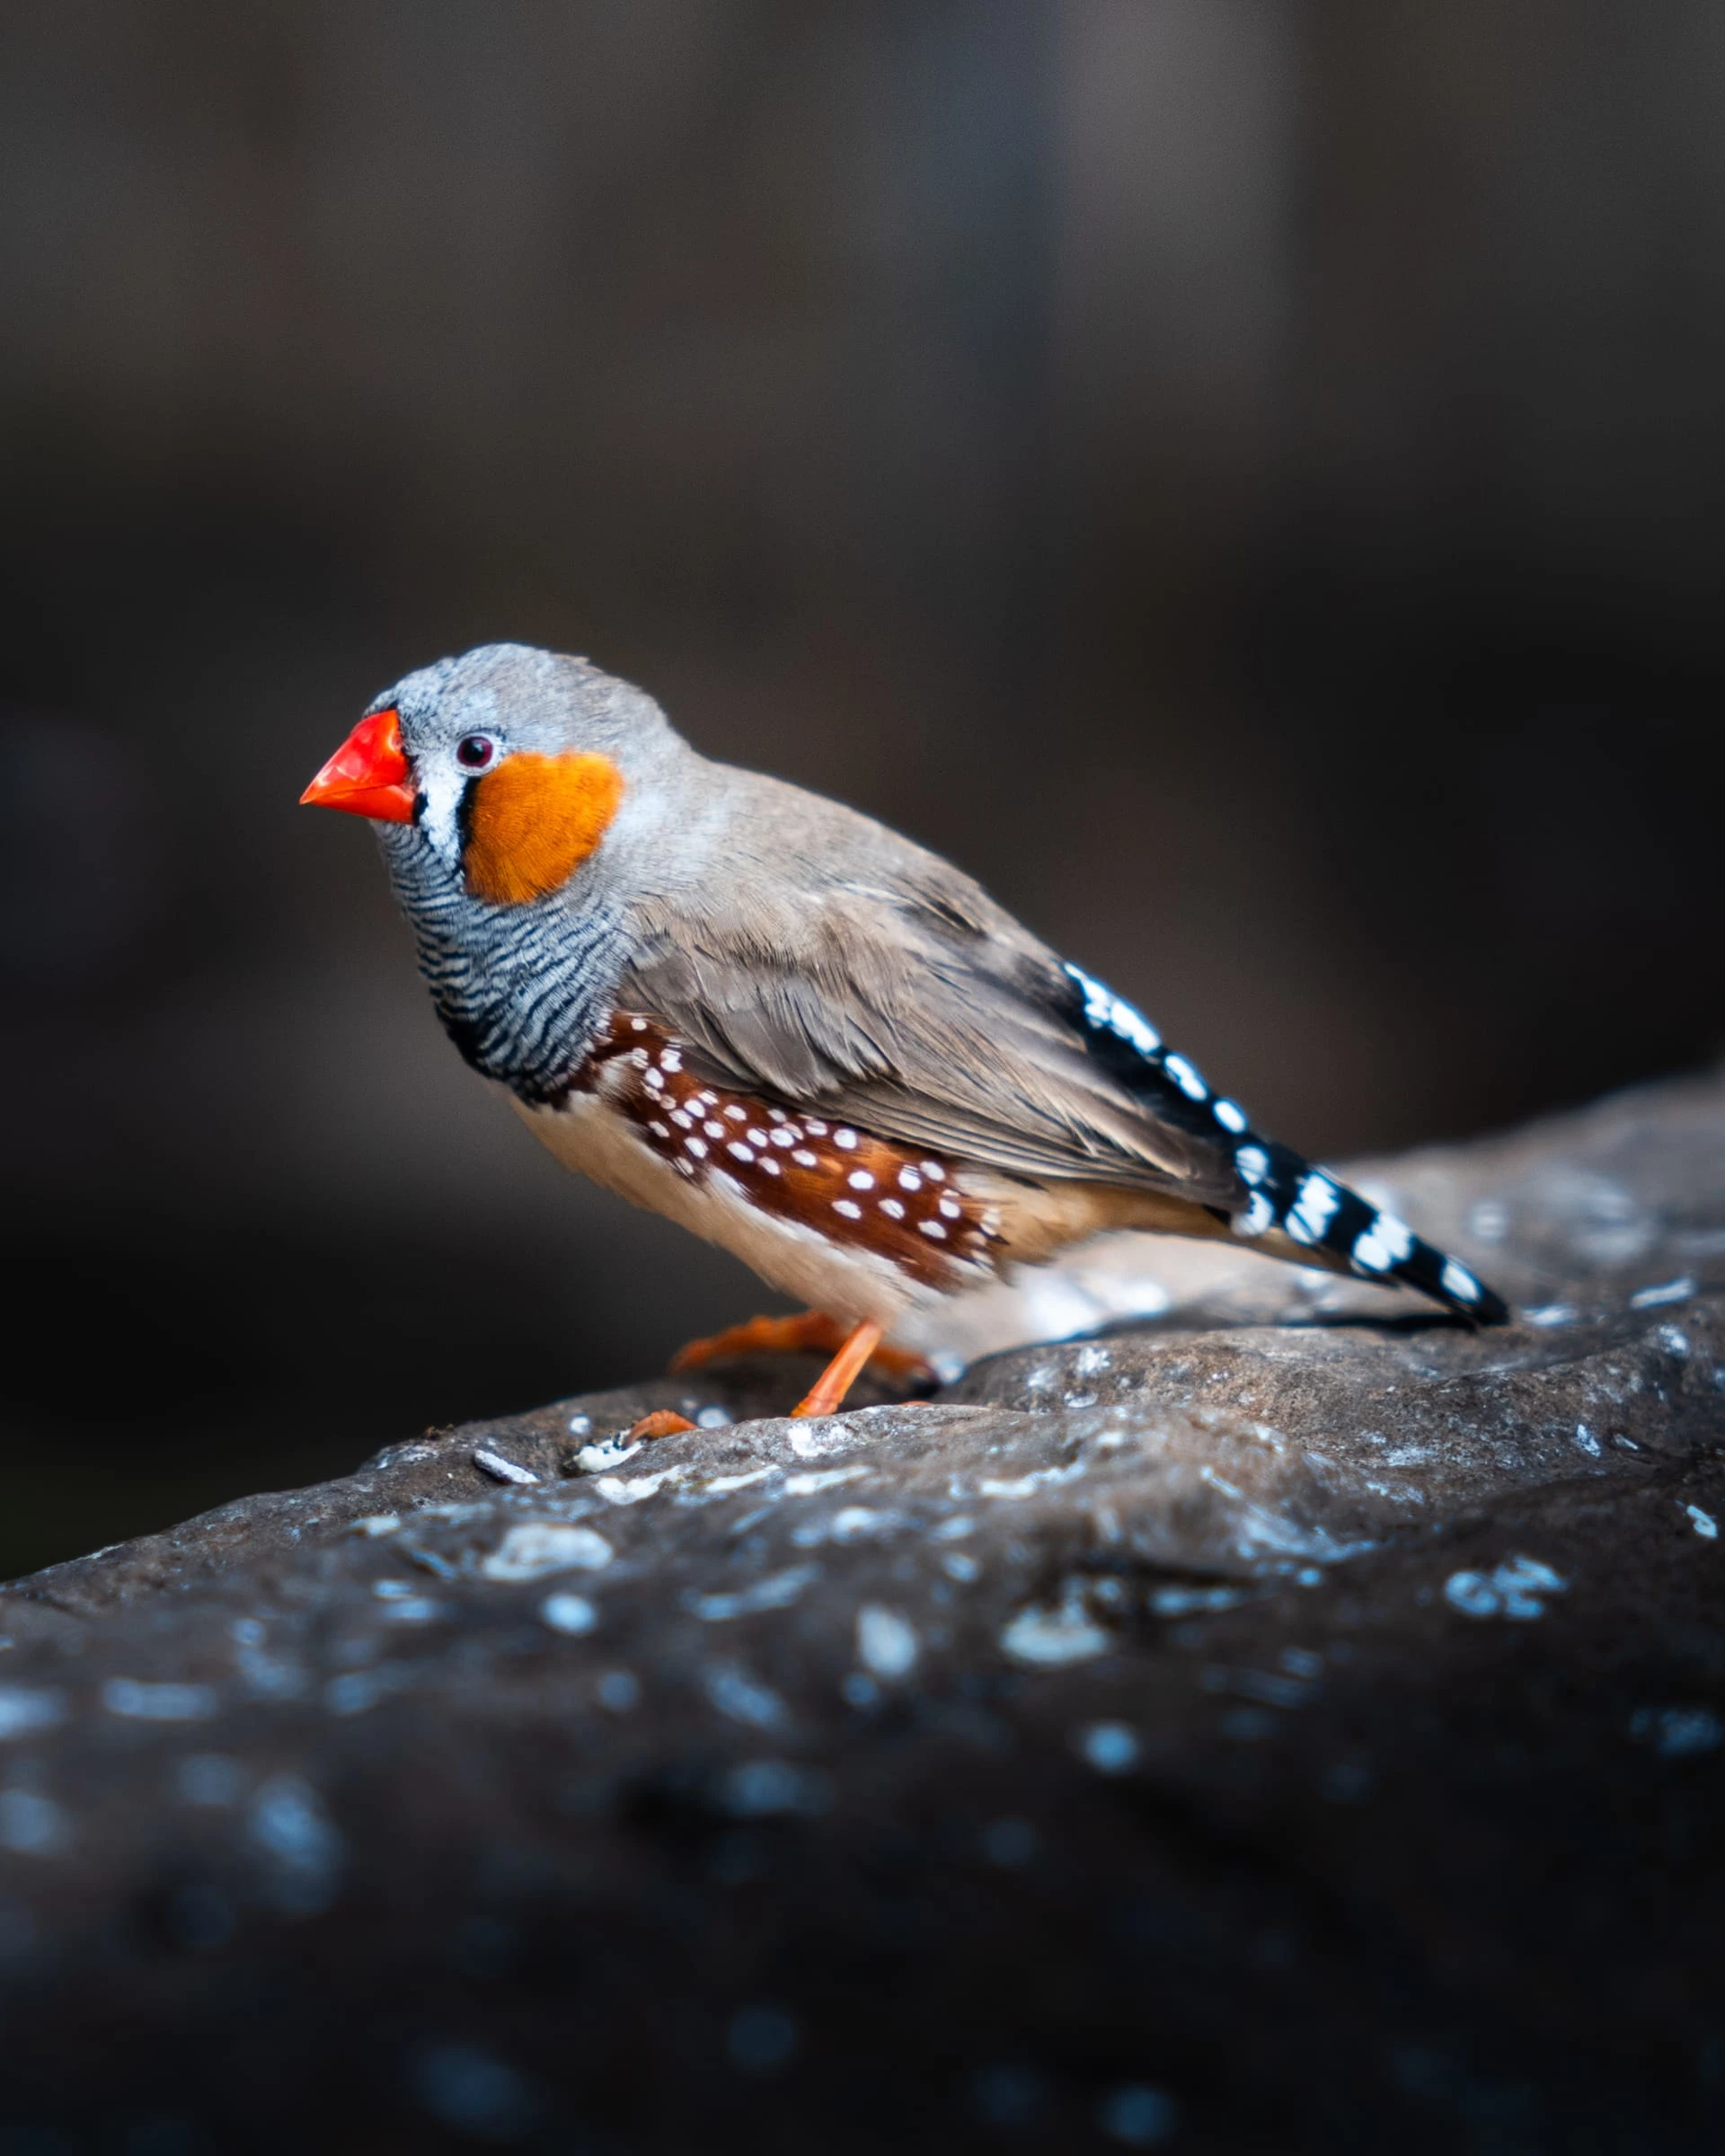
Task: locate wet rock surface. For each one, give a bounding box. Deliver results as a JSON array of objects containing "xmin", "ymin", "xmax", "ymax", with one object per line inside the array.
[{"xmin": 2, "ymin": 1074, "xmax": 1724, "ymax": 2152}]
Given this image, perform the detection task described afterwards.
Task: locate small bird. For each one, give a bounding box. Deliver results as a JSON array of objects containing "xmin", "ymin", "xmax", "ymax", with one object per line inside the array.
[{"xmin": 303, "ymin": 644, "xmax": 1508, "ymax": 1427}]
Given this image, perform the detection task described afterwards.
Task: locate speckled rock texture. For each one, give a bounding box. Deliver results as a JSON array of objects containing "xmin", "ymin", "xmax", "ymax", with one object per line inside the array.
[{"xmin": 2, "ymin": 1074, "xmax": 1724, "ymax": 2152}]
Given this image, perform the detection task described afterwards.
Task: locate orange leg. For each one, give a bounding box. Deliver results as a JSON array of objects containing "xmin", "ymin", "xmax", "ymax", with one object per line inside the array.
[
  {"xmin": 791, "ymin": 1319, "xmax": 883, "ymax": 1419},
  {"xmin": 671, "ymin": 1310, "xmax": 928, "ymax": 1382},
  {"xmin": 623, "ymin": 1409, "xmax": 697, "ymax": 1441}
]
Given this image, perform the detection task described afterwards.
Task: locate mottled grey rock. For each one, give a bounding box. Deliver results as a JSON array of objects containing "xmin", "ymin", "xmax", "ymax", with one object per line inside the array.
[{"xmin": 0, "ymin": 1074, "xmax": 1723, "ymax": 2151}]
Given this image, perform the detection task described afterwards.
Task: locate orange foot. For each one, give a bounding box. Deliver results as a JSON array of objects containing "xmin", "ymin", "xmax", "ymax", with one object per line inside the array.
[
  {"xmin": 623, "ymin": 1409, "xmax": 697, "ymax": 1441},
  {"xmin": 670, "ymin": 1311, "xmax": 930, "ymax": 1383},
  {"xmin": 792, "ymin": 1318, "xmax": 882, "ymax": 1418}
]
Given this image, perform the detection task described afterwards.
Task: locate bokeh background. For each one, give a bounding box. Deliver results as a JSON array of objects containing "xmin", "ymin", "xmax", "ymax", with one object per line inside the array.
[{"xmin": 3, "ymin": 0, "xmax": 1723, "ymax": 1575}]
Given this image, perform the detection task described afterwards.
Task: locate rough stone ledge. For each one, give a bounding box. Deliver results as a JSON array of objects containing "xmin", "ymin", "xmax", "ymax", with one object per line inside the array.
[{"xmin": 0, "ymin": 1072, "xmax": 1721, "ymax": 2151}]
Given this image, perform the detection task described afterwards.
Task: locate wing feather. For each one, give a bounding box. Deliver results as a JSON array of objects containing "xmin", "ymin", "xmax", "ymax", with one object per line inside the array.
[{"xmin": 615, "ymin": 777, "xmax": 1243, "ymax": 1208}]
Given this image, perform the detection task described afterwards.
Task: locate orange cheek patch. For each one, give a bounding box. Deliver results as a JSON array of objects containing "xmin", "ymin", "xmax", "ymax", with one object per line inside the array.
[{"xmin": 463, "ymin": 752, "xmax": 626, "ymax": 906}]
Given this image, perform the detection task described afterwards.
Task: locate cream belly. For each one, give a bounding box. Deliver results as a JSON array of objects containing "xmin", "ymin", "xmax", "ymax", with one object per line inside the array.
[{"xmin": 512, "ymin": 1086, "xmax": 942, "ymax": 1331}]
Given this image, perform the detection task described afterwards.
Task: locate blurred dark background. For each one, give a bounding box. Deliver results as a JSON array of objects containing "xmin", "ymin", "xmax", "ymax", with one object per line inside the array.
[{"xmin": 3, "ymin": 0, "xmax": 1722, "ymax": 1577}]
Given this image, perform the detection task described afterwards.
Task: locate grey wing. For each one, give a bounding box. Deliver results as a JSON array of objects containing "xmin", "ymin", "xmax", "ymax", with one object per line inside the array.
[{"xmin": 615, "ymin": 823, "xmax": 1244, "ymax": 1208}]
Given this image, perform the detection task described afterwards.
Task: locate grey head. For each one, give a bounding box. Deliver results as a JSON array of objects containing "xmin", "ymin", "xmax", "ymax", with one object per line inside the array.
[{"xmin": 367, "ymin": 642, "xmax": 708, "ymax": 1100}]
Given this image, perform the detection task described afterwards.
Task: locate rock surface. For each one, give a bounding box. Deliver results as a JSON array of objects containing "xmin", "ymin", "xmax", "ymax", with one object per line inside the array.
[{"xmin": 2, "ymin": 1074, "xmax": 1724, "ymax": 2151}]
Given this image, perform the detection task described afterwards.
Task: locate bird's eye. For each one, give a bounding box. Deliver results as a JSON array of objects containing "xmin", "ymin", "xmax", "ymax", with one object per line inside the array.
[{"xmin": 456, "ymin": 733, "xmax": 498, "ymax": 773}]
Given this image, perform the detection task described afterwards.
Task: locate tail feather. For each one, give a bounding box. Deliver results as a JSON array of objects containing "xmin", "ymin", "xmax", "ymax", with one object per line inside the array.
[
  {"xmin": 1061, "ymin": 964, "xmax": 1509, "ymax": 1325},
  {"xmin": 1239, "ymin": 1135, "xmax": 1509, "ymax": 1324}
]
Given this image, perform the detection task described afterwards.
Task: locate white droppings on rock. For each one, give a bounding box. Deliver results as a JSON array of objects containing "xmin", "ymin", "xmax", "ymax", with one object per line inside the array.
[
  {"xmin": 855, "ymin": 1604, "xmax": 920, "ymax": 1681},
  {"xmin": 594, "ymin": 1468, "xmax": 690, "ymax": 1505},
  {"xmin": 574, "ymin": 1435, "xmax": 642, "ymax": 1474},
  {"xmin": 1076, "ymin": 1721, "xmax": 1140, "ymax": 1773},
  {"xmin": 1684, "ymin": 1504, "xmax": 1718, "ymax": 1540},
  {"xmin": 101, "ymin": 1679, "xmax": 220, "ymax": 1722},
  {"xmin": 1629, "ymin": 1276, "xmax": 1694, "ymax": 1309},
  {"xmin": 540, "ymin": 1593, "xmax": 598, "ymax": 1635},
  {"xmin": 1630, "ymin": 1705, "xmax": 1723, "ymax": 1758},
  {"xmin": 1000, "ymin": 1590, "xmax": 1110, "ymax": 1667},
  {"xmin": 0, "ymin": 1790, "xmax": 68, "ymax": 1858},
  {"xmin": 472, "ymin": 1449, "xmax": 540, "ymax": 1486},
  {"xmin": 480, "ymin": 1522, "xmax": 614, "ymax": 1582},
  {"xmin": 684, "ymin": 1565, "xmax": 821, "ymax": 1622},
  {"xmin": 1150, "ymin": 1584, "xmax": 1243, "ymax": 1618},
  {"xmin": 0, "ymin": 1688, "xmax": 66, "ymax": 1742},
  {"xmin": 695, "ymin": 1405, "xmax": 733, "ymax": 1428},
  {"xmin": 346, "ymin": 1515, "xmax": 402, "ymax": 1539},
  {"xmin": 703, "ymin": 1466, "xmax": 779, "ymax": 1496},
  {"xmin": 783, "ymin": 1467, "xmax": 867, "ymax": 1497},
  {"xmin": 1573, "ymin": 1424, "xmax": 1602, "ymax": 1456},
  {"xmin": 1443, "ymin": 1555, "xmax": 1567, "ymax": 1620},
  {"xmin": 942, "ymin": 1551, "xmax": 980, "ymax": 1583},
  {"xmin": 704, "ymin": 1663, "xmax": 788, "ymax": 1729}
]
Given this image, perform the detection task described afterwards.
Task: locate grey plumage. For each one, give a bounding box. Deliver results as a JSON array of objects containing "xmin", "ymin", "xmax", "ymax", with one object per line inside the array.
[{"xmin": 359, "ymin": 642, "xmax": 1508, "ymax": 1326}]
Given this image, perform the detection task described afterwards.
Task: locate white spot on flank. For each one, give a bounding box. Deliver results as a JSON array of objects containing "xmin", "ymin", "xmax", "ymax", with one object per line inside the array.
[
  {"xmin": 1235, "ymin": 1146, "xmax": 1269, "ymax": 1185},
  {"xmin": 746, "ymin": 1129, "xmax": 768, "ymax": 1146},
  {"xmin": 833, "ymin": 1198, "xmax": 862, "ymax": 1219},
  {"xmin": 792, "ymin": 1150, "xmax": 818, "ymax": 1168},
  {"xmin": 704, "ymin": 1120, "xmax": 725, "ymax": 1138},
  {"xmin": 835, "ymin": 1129, "xmax": 858, "ymax": 1150},
  {"xmin": 670, "ymin": 1109, "xmax": 693, "ymax": 1129},
  {"xmin": 648, "ymin": 1121, "xmax": 669, "ymax": 1139},
  {"xmin": 1213, "ymin": 1100, "xmax": 1247, "ymax": 1134},
  {"xmin": 675, "ymin": 1158, "xmax": 695, "ymax": 1177},
  {"xmin": 729, "ymin": 1143, "xmax": 756, "ymax": 1163},
  {"xmin": 880, "ymin": 1197, "xmax": 905, "ymax": 1219},
  {"xmin": 760, "ymin": 1158, "xmax": 781, "ymax": 1175},
  {"xmin": 659, "ymin": 1050, "xmax": 681, "ymax": 1072},
  {"xmin": 938, "ymin": 1197, "xmax": 961, "ymax": 1219},
  {"xmin": 921, "ymin": 1162, "xmax": 945, "ymax": 1181},
  {"xmin": 724, "ymin": 1104, "xmax": 747, "ymax": 1120},
  {"xmin": 919, "ymin": 1219, "xmax": 948, "ymax": 1240},
  {"xmin": 847, "ymin": 1169, "xmax": 874, "ymax": 1189},
  {"xmin": 686, "ymin": 1136, "xmax": 707, "ymax": 1159},
  {"xmin": 1163, "ymin": 1054, "xmax": 1207, "ymax": 1100},
  {"xmin": 769, "ymin": 1127, "xmax": 795, "ymax": 1147},
  {"xmin": 804, "ymin": 1119, "xmax": 828, "ymax": 1135},
  {"xmin": 631, "ymin": 1017, "xmax": 648, "ymax": 1031},
  {"xmin": 898, "ymin": 1168, "xmax": 922, "ymax": 1191},
  {"xmin": 1440, "ymin": 1259, "xmax": 1480, "ymax": 1303}
]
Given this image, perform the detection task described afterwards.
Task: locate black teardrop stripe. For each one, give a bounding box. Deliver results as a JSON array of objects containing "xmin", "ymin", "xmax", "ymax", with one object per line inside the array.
[{"xmin": 1061, "ymin": 963, "xmax": 1509, "ymax": 1325}]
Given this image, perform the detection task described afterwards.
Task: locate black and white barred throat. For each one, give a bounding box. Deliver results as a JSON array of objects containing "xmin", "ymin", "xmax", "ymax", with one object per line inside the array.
[{"xmin": 376, "ymin": 823, "xmax": 624, "ymax": 1101}]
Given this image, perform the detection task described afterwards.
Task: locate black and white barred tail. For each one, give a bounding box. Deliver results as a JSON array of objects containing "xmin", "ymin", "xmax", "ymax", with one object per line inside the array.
[{"xmin": 1064, "ymin": 964, "xmax": 1510, "ymax": 1325}]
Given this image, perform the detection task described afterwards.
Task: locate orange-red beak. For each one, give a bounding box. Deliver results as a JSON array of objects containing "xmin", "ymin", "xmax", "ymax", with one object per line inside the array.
[{"xmin": 299, "ymin": 708, "xmax": 416, "ymax": 823}]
